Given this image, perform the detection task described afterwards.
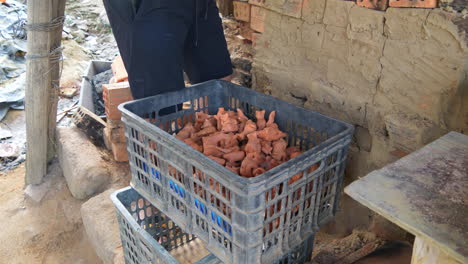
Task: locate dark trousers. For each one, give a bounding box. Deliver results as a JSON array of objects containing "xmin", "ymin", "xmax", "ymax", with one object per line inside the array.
[{"xmin": 103, "ymin": 0, "xmax": 233, "ymax": 101}]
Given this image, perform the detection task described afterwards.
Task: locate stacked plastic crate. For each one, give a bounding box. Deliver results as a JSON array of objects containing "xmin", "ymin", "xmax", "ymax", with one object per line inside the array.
[{"xmin": 112, "ymin": 80, "xmax": 354, "ymax": 263}]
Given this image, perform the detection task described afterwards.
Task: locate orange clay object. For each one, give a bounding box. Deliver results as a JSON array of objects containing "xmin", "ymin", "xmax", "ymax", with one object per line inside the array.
[
  {"xmin": 266, "ymin": 111, "xmax": 276, "ymax": 127},
  {"xmin": 253, "ymin": 167, "xmax": 266, "ymax": 176},
  {"xmin": 111, "ymin": 56, "xmax": 128, "ymax": 82},
  {"xmin": 202, "ymin": 132, "xmax": 233, "ymax": 147},
  {"xmin": 272, "ymin": 139, "xmax": 287, "ymax": 161},
  {"xmin": 223, "ymin": 151, "xmax": 245, "ymax": 163},
  {"xmin": 286, "ymin": 146, "xmax": 300, "ymax": 157},
  {"xmin": 183, "ymin": 138, "xmax": 203, "ymax": 152},
  {"xmin": 203, "ymin": 145, "xmax": 224, "ymax": 157},
  {"xmin": 195, "ymin": 126, "xmax": 217, "ymax": 137},
  {"xmin": 260, "ymin": 140, "xmax": 272, "ymax": 155},
  {"xmin": 195, "ymin": 112, "xmax": 210, "ymax": 131},
  {"xmin": 208, "ymin": 156, "xmax": 226, "ymax": 166},
  {"xmin": 307, "ymin": 163, "xmax": 319, "ymax": 173},
  {"xmin": 244, "ymin": 132, "xmax": 262, "ymax": 154},
  {"xmin": 240, "ymin": 157, "xmax": 257, "ymax": 177},
  {"xmin": 246, "ymin": 151, "xmax": 265, "ymax": 165},
  {"xmin": 221, "ymin": 116, "xmax": 239, "ymax": 133},
  {"xmin": 240, "ymin": 120, "xmax": 257, "ymax": 138},
  {"xmin": 215, "ymin": 107, "xmax": 226, "ymax": 130},
  {"xmin": 217, "ymin": 145, "xmax": 240, "ymax": 154},
  {"xmin": 256, "ymin": 110, "xmax": 266, "ymax": 130},
  {"xmin": 237, "ymin": 108, "xmax": 248, "ymax": 133},
  {"xmin": 225, "ymin": 165, "xmax": 240, "ymax": 174},
  {"xmin": 176, "ymin": 122, "xmax": 194, "ymax": 140},
  {"xmin": 257, "ymin": 126, "xmax": 288, "ymax": 141}
]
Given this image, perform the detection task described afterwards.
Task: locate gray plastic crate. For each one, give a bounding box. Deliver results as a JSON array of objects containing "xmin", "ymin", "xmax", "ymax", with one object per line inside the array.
[
  {"xmin": 112, "ymin": 187, "xmax": 220, "ymax": 264},
  {"xmin": 112, "ymin": 187, "xmax": 316, "ymax": 264},
  {"xmin": 119, "ymin": 80, "xmax": 353, "ymax": 264}
]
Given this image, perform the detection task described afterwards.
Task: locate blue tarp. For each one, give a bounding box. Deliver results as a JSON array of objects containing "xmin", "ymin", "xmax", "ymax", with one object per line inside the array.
[{"xmin": 0, "ymin": 0, "xmax": 27, "ymax": 120}]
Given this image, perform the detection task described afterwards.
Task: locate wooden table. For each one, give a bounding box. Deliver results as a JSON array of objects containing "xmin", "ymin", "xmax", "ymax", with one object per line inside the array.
[{"xmin": 345, "ymin": 132, "xmax": 468, "ymax": 264}]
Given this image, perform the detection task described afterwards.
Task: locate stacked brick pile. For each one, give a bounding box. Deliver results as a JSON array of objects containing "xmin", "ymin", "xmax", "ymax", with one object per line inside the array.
[
  {"xmin": 233, "ymin": 0, "xmax": 439, "ymax": 30},
  {"xmin": 232, "ymin": 1, "xmax": 266, "ymax": 46},
  {"xmin": 102, "ymin": 56, "xmax": 133, "ymax": 162}
]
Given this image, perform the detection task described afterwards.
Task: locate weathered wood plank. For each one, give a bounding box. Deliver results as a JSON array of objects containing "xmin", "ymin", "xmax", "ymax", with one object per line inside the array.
[
  {"xmin": 411, "ymin": 236, "xmax": 463, "ymax": 264},
  {"xmin": 345, "ymin": 132, "xmax": 468, "ymax": 264}
]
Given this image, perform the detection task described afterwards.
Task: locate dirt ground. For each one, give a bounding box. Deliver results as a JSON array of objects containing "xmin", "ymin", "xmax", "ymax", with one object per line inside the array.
[
  {"xmin": 0, "ymin": 163, "xmax": 101, "ymax": 264},
  {"xmin": 0, "ymin": 0, "xmax": 416, "ymax": 263}
]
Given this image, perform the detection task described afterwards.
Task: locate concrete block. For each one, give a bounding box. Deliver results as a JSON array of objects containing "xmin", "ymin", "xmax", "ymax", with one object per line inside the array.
[
  {"xmin": 389, "ymin": 0, "xmax": 437, "ymax": 8},
  {"xmin": 56, "ymin": 127, "xmax": 110, "ymax": 200},
  {"xmin": 302, "ymin": 0, "xmax": 327, "ymax": 23},
  {"xmin": 81, "ymin": 189, "xmax": 121, "ymax": 264},
  {"xmin": 323, "ymin": 0, "xmax": 354, "ymax": 28},
  {"xmin": 384, "ymin": 8, "xmax": 431, "ymax": 40}
]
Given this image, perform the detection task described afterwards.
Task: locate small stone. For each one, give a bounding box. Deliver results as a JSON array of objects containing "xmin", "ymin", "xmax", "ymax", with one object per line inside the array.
[
  {"xmin": 60, "ymin": 87, "xmax": 78, "ymax": 98},
  {"xmin": 56, "ymin": 127, "xmax": 110, "ymax": 200},
  {"xmin": 0, "ymin": 143, "xmax": 20, "ymax": 158}
]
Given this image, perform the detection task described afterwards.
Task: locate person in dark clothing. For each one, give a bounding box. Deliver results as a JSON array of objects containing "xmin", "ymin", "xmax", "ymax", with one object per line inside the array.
[{"xmin": 103, "ymin": 0, "xmax": 233, "ymax": 101}]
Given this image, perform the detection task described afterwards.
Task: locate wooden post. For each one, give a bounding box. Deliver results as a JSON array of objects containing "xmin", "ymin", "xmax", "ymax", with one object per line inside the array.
[
  {"xmin": 47, "ymin": 0, "xmax": 66, "ymax": 161},
  {"xmin": 25, "ymin": 0, "xmax": 65, "ymax": 185},
  {"xmin": 411, "ymin": 237, "xmax": 463, "ymax": 264}
]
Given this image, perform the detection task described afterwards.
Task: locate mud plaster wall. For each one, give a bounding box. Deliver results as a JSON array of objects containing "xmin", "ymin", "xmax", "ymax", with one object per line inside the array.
[{"xmin": 252, "ymin": 1, "xmax": 468, "ymax": 236}]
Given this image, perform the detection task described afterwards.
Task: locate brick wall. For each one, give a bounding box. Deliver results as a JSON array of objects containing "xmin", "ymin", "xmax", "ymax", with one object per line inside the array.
[{"xmin": 246, "ymin": 1, "xmax": 467, "ymax": 235}]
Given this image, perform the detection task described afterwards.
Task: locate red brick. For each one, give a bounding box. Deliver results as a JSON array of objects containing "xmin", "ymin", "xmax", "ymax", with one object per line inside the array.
[
  {"xmin": 233, "ymin": 1, "xmax": 251, "ymax": 22},
  {"xmin": 111, "ymin": 56, "xmax": 128, "ymax": 82},
  {"xmin": 111, "ymin": 141, "xmax": 128, "ymax": 162},
  {"xmin": 239, "ymin": 21, "xmax": 254, "ymax": 41},
  {"xmin": 248, "ymin": 0, "xmax": 265, "ymax": 6},
  {"xmin": 389, "ymin": 0, "xmax": 437, "ymax": 8},
  {"xmin": 356, "ymin": 0, "xmax": 388, "ymax": 10},
  {"xmin": 104, "ymin": 126, "xmax": 126, "ymax": 144},
  {"xmin": 102, "ymin": 82, "xmax": 133, "ymax": 121},
  {"xmin": 250, "ymin": 6, "xmax": 266, "ymax": 33}
]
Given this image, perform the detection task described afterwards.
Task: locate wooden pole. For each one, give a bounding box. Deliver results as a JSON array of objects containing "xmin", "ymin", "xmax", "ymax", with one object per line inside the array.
[
  {"xmin": 47, "ymin": 0, "xmax": 66, "ymax": 162},
  {"xmin": 25, "ymin": 0, "xmax": 64, "ymax": 185}
]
